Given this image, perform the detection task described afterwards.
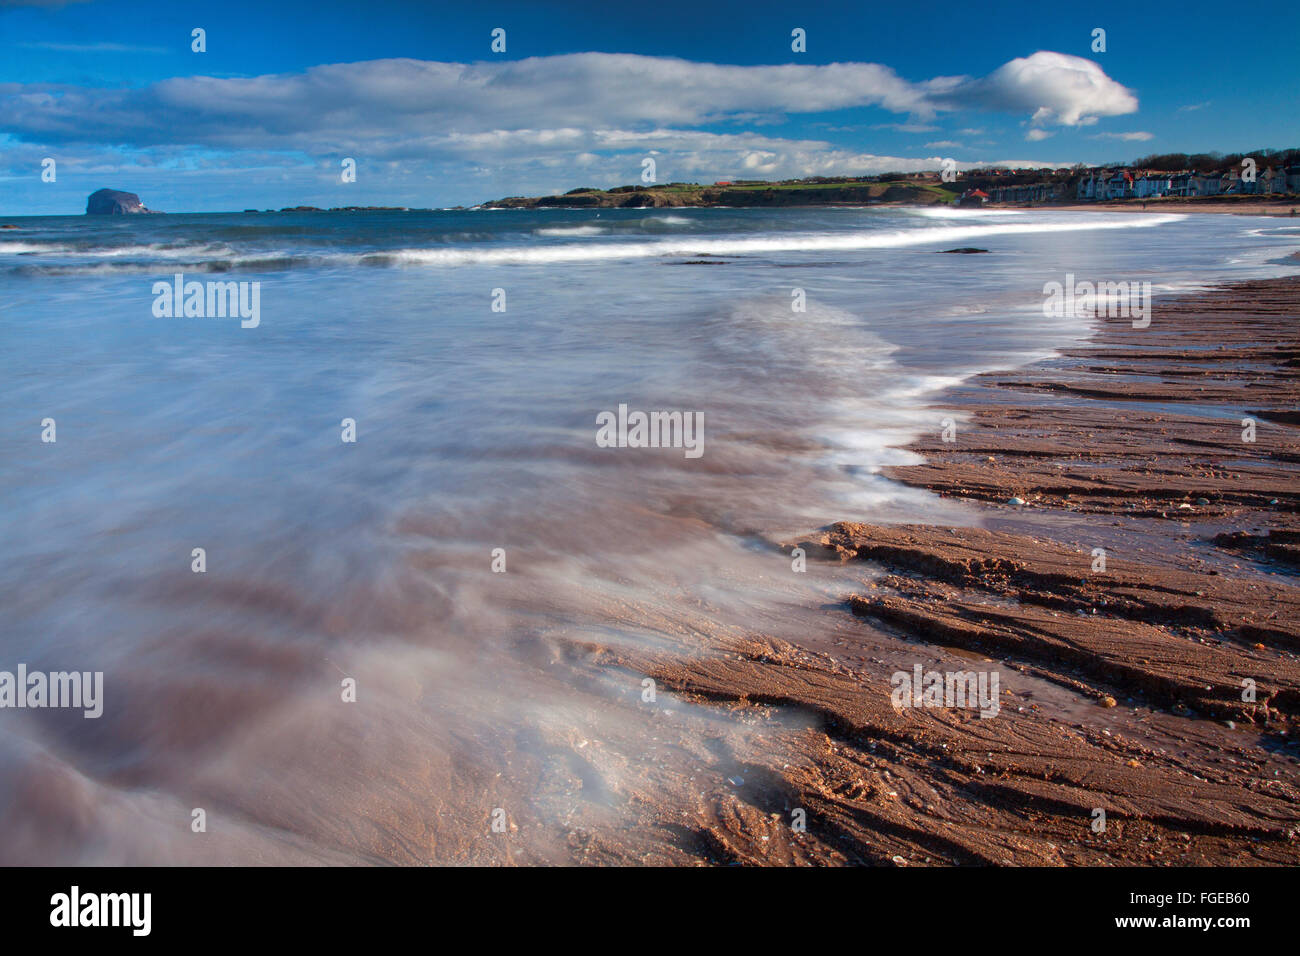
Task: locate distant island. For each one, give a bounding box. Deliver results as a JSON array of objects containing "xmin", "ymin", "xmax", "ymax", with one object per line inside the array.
[{"xmin": 86, "ymin": 188, "xmax": 152, "ymax": 215}]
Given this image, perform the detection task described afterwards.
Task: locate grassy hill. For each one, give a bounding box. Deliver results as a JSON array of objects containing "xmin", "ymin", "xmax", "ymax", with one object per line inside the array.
[{"xmin": 482, "ymin": 178, "xmax": 961, "ymax": 209}]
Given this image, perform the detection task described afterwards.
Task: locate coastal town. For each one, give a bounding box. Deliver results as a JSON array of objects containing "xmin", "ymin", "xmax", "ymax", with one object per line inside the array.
[
  {"xmin": 971, "ymin": 155, "xmax": 1300, "ymax": 205},
  {"xmin": 479, "ymin": 148, "xmax": 1300, "ymax": 210},
  {"xmin": 942, "ymin": 148, "xmax": 1300, "ymax": 206}
]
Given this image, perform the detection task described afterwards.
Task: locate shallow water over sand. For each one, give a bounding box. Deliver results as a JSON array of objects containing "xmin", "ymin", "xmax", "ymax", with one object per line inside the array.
[{"xmin": 0, "ymin": 206, "xmax": 1295, "ymax": 862}]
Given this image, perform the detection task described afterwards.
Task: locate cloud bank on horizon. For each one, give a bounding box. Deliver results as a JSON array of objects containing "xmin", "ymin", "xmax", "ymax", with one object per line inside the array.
[
  {"xmin": 2, "ymin": 50, "xmax": 1138, "ymax": 144},
  {"xmin": 0, "ymin": 49, "xmax": 1144, "ymax": 210}
]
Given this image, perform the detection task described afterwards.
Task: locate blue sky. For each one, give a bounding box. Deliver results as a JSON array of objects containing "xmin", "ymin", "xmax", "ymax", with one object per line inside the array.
[{"xmin": 2, "ymin": 0, "xmax": 1297, "ymax": 214}]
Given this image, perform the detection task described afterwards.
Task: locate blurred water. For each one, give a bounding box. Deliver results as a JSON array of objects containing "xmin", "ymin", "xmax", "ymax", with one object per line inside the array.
[{"xmin": 0, "ymin": 206, "xmax": 1295, "ymax": 862}]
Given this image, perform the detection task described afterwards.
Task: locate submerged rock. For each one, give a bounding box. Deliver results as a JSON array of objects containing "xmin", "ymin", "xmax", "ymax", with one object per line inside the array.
[{"xmin": 86, "ymin": 188, "xmax": 149, "ymax": 215}]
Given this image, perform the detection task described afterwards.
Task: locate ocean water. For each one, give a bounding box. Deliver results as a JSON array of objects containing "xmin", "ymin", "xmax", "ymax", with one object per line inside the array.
[{"xmin": 1, "ymin": 206, "xmax": 1297, "ymax": 863}]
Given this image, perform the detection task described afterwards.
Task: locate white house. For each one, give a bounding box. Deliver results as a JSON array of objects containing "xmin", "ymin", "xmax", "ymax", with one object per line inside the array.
[{"xmin": 1135, "ymin": 174, "xmax": 1173, "ymax": 198}]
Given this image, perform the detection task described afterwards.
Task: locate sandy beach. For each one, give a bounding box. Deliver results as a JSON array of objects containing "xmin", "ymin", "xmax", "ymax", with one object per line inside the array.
[
  {"xmin": 5, "ymin": 209, "xmax": 1298, "ymax": 868},
  {"xmin": 6, "ymin": 0, "xmax": 1300, "ymax": 934},
  {"xmin": 1013, "ymin": 201, "xmax": 1300, "ymax": 216},
  {"xmin": 571, "ymin": 275, "xmax": 1300, "ymax": 865}
]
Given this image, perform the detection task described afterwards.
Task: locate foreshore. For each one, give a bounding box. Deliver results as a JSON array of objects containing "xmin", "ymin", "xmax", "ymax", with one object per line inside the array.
[
  {"xmin": 585, "ymin": 275, "xmax": 1300, "ymax": 865},
  {"xmin": 1011, "ymin": 200, "xmax": 1300, "ymax": 216}
]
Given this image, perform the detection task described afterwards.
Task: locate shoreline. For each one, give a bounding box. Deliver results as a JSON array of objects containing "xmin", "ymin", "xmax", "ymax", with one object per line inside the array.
[
  {"xmin": 4, "ymin": 200, "xmax": 1297, "ymax": 220},
  {"xmin": 590, "ymin": 274, "xmax": 1300, "ymax": 865},
  {"xmin": 1020, "ymin": 201, "xmax": 1300, "ymax": 216}
]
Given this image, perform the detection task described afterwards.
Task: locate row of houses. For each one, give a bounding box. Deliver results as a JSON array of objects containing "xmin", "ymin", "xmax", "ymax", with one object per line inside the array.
[{"xmin": 1076, "ymin": 166, "xmax": 1298, "ymax": 200}]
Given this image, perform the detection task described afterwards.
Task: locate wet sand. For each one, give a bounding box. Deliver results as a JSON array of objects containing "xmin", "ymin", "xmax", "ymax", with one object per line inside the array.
[
  {"xmin": 586, "ymin": 276, "xmax": 1300, "ymax": 865},
  {"xmin": 1038, "ymin": 201, "xmax": 1300, "ymax": 216},
  {"xmin": 9, "ymin": 273, "xmax": 1295, "ymax": 868}
]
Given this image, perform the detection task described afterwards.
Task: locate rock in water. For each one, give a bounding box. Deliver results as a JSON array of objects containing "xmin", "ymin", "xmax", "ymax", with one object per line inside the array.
[{"xmin": 86, "ymin": 188, "xmax": 149, "ymax": 215}]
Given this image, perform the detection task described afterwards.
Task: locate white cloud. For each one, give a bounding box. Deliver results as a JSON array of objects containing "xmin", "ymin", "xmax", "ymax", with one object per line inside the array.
[
  {"xmin": 871, "ymin": 122, "xmax": 942, "ymax": 133},
  {"xmin": 948, "ymin": 52, "xmax": 1137, "ymax": 127},
  {"xmin": 0, "ymin": 50, "xmax": 1138, "ymax": 155},
  {"xmin": 1092, "ymin": 131, "xmax": 1154, "ymax": 141},
  {"xmin": 0, "ymin": 51, "xmax": 1128, "ymax": 201},
  {"xmin": 988, "ymin": 157, "xmax": 1079, "ymax": 169},
  {"xmin": 1025, "ymin": 129, "xmax": 1054, "ymax": 142}
]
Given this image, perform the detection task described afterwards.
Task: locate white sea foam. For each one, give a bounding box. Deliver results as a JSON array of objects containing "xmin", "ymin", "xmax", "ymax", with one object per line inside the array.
[
  {"xmin": 534, "ymin": 225, "xmax": 607, "ymax": 237},
  {"xmin": 0, "ymin": 242, "xmax": 65, "ymax": 254},
  {"xmin": 383, "ymin": 216, "xmax": 1185, "ymax": 267},
  {"xmin": 0, "ymin": 241, "xmax": 233, "ymax": 259},
  {"xmin": 907, "ymin": 206, "xmax": 1025, "ymax": 218}
]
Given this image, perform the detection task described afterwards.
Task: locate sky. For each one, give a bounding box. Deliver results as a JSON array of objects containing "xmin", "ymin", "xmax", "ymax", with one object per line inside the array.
[{"xmin": 1, "ymin": 0, "xmax": 1297, "ymax": 214}]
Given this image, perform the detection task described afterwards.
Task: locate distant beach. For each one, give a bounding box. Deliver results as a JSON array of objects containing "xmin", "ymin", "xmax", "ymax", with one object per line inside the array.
[{"xmin": 1049, "ymin": 201, "xmax": 1300, "ymax": 216}]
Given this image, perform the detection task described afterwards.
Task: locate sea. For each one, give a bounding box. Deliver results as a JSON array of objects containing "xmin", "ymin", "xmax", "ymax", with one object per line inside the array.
[{"xmin": 1, "ymin": 205, "xmax": 1297, "ymax": 862}]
